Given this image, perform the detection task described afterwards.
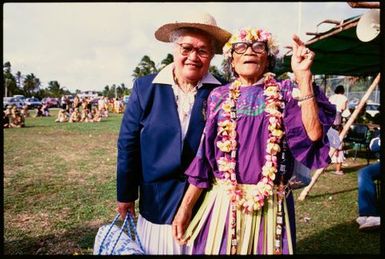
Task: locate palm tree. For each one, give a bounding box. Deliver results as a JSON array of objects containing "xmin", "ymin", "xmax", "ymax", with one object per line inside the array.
[
  {"xmin": 131, "ymin": 55, "xmax": 157, "ymax": 80},
  {"xmin": 3, "ymin": 62, "xmax": 18, "ymax": 96},
  {"xmin": 15, "ymin": 71, "xmax": 23, "ymax": 91},
  {"xmin": 23, "ymin": 73, "xmax": 40, "ymax": 97},
  {"xmin": 158, "ymin": 53, "xmax": 174, "ymax": 70},
  {"xmin": 47, "ymin": 81, "xmax": 64, "ymax": 97}
]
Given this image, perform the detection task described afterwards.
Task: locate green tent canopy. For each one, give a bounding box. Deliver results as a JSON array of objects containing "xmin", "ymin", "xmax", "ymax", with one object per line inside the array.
[{"xmin": 275, "ymin": 15, "xmax": 381, "ymax": 76}]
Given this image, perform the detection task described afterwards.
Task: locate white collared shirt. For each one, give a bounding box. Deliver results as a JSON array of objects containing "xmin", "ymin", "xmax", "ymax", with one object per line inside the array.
[{"xmin": 153, "ymin": 63, "xmax": 221, "ymax": 141}]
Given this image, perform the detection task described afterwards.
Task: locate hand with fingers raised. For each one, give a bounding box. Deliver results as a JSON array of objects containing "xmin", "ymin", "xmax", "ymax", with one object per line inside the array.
[{"xmin": 291, "ymin": 34, "xmax": 315, "ymax": 83}]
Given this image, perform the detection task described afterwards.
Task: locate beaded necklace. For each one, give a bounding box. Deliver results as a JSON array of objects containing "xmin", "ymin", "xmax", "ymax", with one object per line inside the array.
[{"xmin": 216, "ymin": 72, "xmax": 285, "ymax": 254}]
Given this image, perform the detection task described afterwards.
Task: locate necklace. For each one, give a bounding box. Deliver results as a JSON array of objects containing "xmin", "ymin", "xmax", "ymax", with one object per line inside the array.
[
  {"xmin": 217, "ymin": 72, "xmax": 284, "ymax": 213},
  {"xmin": 217, "ymin": 72, "xmax": 284, "ymax": 254}
]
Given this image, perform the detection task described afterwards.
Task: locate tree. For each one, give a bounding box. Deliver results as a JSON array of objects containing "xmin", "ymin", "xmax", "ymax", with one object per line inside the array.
[
  {"xmin": 102, "ymin": 85, "xmax": 110, "ymax": 97},
  {"xmin": 47, "ymin": 81, "xmax": 64, "ymax": 97},
  {"xmin": 158, "ymin": 53, "xmax": 174, "ymax": 70},
  {"xmin": 220, "ymin": 59, "xmax": 232, "ymax": 83},
  {"xmin": 208, "ymin": 65, "xmax": 223, "ymax": 83},
  {"xmin": 131, "ymin": 55, "xmax": 157, "ymax": 80},
  {"xmin": 3, "ymin": 62, "xmax": 19, "ymax": 97},
  {"xmin": 15, "ymin": 71, "xmax": 23, "ymax": 91},
  {"xmin": 23, "ymin": 73, "xmax": 40, "ymax": 97}
]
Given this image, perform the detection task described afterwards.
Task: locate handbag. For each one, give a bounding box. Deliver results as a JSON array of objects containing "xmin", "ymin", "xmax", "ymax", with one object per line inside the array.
[{"xmin": 93, "ymin": 213, "xmax": 145, "ymax": 255}]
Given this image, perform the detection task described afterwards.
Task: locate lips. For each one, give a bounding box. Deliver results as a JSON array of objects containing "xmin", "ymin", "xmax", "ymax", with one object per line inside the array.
[
  {"xmin": 185, "ymin": 63, "xmax": 202, "ymax": 68},
  {"xmin": 243, "ymin": 61, "xmax": 258, "ymax": 64}
]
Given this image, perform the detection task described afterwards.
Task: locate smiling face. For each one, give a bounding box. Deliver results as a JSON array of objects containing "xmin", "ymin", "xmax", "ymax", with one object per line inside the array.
[
  {"xmin": 173, "ymin": 31, "xmax": 214, "ymax": 84},
  {"xmin": 231, "ymin": 42, "xmax": 269, "ymax": 84}
]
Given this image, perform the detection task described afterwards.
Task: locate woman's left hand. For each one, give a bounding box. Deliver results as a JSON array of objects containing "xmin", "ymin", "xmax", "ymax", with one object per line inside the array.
[{"xmin": 291, "ymin": 34, "xmax": 315, "ymax": 76}]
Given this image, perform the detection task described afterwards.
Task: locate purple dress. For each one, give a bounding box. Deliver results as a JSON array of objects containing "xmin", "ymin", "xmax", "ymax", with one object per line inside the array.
[{"xmin": 183, "ymin": 79, "xmax": 336, "ymax": 254}]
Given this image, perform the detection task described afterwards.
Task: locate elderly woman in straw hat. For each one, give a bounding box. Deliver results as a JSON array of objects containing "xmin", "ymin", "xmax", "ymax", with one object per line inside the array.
[
  {"xmin": 171, "ymin": 27, "xmax": 336, "ymax": 254},
  {"xmin": 116, "ymin": 11, "xmax": 231, "ymax": 254}
]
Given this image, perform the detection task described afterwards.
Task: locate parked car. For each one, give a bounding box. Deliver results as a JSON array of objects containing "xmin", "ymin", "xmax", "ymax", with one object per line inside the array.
[
  {"xmin": 366, "ymin": 102, "xmax": 380, "ymax": 117},
  {"xmin": 3, "ymin": 97, "xmax": 24, "ymax": 109},
  {"xmin": 42, "ymin": 97, "xmax": 60, "ymax": 108},
  {"xmin": 24, "ymin": 97, "xmax": 42, "ymax": 109},
  {"xmin": 12, "ymin": 95, "xmax": 26, "ymax": 106}
]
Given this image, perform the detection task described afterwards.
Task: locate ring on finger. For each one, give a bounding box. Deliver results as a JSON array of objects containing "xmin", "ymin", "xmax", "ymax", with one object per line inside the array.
[{"xmin": 305, "ymin": 48, "xmax": 310, "ymax": 54}]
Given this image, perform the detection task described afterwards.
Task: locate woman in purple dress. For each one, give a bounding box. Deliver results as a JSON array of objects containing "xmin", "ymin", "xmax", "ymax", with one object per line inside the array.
[{"xmin": 171, "ymin": 27, "xmax": 336, "ymax": 255}]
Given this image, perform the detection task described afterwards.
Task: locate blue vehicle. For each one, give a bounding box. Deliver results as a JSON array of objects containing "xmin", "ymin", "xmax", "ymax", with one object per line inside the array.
[{"xmin": 25, "ymin": 97, "xmax": 42, "ymax": 109}]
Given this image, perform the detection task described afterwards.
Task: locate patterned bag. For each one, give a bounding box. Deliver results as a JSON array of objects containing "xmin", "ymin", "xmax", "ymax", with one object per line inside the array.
[{"xmin": 93, "ymin": 213, "xmax": 144, "ymax": 255}]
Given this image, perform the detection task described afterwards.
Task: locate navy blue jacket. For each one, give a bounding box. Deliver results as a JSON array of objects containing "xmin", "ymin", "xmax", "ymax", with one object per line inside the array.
[{"xmin": 117, "ymin": 72, "xmax": 220, "ymax": 224}]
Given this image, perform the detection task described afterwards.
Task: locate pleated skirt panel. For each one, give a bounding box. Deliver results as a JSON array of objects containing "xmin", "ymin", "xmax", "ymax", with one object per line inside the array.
[
  {"xmin": 183, "ymin": 181, "xmax": 294, "ymax": 255},
  {"xmin": 137, "ymin": 214, "xmax": 192, "ymax": 255}
]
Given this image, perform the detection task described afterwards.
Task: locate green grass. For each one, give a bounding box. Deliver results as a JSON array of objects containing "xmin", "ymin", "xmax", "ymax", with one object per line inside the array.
[{"xmin": 3, "ymin": 110, "xmax": 380, "ymax": 254}]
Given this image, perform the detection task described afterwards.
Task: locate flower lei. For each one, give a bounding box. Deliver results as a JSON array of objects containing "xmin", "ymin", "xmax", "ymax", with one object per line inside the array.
[
  {"xmin": 222, "ymin": 27, "xmax": 279, "ymax": 60},
  {"xmin": 216, "ymin": 72, "xmax": 284, "ymax": 214}
]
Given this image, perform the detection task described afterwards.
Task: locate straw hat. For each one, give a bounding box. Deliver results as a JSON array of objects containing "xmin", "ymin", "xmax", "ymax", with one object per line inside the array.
[{"xmin": 154, "ymin": 12, "xmax": 231, "ymax": 54}]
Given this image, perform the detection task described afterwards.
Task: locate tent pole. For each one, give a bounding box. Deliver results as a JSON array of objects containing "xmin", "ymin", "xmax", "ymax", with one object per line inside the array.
[{"xmin": 298, "ymin": 72, "xmax": 381, "ymax": 201}]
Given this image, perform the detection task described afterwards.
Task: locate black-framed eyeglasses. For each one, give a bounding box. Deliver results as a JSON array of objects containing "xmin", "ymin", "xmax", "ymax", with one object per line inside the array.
[
  {"xmin": 232, "ymin": 41, "xmax": 266, "ymax": 54},
  {"xmin": 176, "ymin": 43, "xmax": 212, "ymax": 58}
]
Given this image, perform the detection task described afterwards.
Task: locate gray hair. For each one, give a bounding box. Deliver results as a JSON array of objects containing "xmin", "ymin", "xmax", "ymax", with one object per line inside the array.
[{"xmin": 169, "ymin": 28, "xmax": 216, "ymax": 54}]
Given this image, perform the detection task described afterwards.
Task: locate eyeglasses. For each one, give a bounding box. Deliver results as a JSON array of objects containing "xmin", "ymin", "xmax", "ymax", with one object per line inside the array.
[
  {"xmin": 232, "ymin": 41, "xmax": 266, "ymax": 54},
  {"xmin": 176, "ymin": 43, "xmax": 212, "ymax": 58}
]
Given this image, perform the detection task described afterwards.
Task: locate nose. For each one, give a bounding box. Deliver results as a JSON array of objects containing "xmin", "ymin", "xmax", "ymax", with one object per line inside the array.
[
  {"xmin": 187, "ymin": 49, "xmax": 199, "ymax": 60},
  {"xmin": 244, "ymin": 45, "xmax": 254, "ymax": 54}
]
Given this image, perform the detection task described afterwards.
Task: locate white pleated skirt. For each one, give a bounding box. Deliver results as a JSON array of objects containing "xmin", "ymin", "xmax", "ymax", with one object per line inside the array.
[{"xmin": 137, "ymin": 214, "xmax": 192, "ymax": 255}]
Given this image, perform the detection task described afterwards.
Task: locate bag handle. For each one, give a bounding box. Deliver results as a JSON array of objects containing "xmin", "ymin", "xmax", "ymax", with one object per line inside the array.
[
  {"xmin": 125, "ymin": 212, "xmax": 144, "ymax": 252},
  {"xmin": 98, "ymin": 213, "xmax": 144, "ymax": 255}
]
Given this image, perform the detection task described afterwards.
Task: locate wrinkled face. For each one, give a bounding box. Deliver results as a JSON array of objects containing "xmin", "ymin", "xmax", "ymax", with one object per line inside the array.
[
  {"xmin": 231, "ymin": 41, "xmax": 269, "ymax": 82},
  {"xmin": 173, "ymin": 32, "xmax": 214, "ymax": 82}
]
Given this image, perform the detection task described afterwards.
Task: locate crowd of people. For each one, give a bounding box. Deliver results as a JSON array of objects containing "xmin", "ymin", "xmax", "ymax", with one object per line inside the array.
[{"xmin": 3, "ymin": 95, "xmax": 127, "ymax": 128}]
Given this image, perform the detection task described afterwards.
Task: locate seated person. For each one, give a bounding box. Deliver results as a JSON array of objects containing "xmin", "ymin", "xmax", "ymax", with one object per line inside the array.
[
  {"xmin": 42, "ymin": 103, "xmax": 50, "ymax": 116},
  {"xmin": 9, "ymin": 109, "xmax": 25, "ymax": 128},
  {"xmin": 55, "ymin": 109, "xmax": 69, "ymax": 123},
  {"xmin": 21, "ymin": 104, "xmax": 30, "ymax": 118},
  {"xmin": 35, "ymin": 105, "xmax": 44, "ymax": 117},
  {"xmin": 3, "ymin": 110, "xmax": 10, "ymax": 128},
  {"xmin": 69, "ymin": 108, "xmax": 81, "ymax": 123},
  {"xmin": 4, "ymin": 105, "xmax": 13, "ymax": 117},
  {"xmin": 356, "ymin": 134, "xmax": 381, "ymax": 230},
  {"xmin": 91, "ymin": 107, "xmax": 101, "ymax": 122}
]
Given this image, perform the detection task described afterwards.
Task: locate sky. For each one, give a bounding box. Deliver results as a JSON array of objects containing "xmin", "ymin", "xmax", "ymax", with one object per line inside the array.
[{"xmin": 3, "ymin": 2, "xmax": 366, "ymax": 93}]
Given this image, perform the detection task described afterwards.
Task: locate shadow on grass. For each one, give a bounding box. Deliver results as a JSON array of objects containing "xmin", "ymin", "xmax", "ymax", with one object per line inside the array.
[
  {"xmin": 3, "ymin": 224, "xmax": 99, "ymax": 255},
  {"xmin": 296, "ymin": 221, "xmax": 381, "ymax": 254},
  {"xmin": 304, "ymin": 187, "xmax": 358, "ymax": 200}
]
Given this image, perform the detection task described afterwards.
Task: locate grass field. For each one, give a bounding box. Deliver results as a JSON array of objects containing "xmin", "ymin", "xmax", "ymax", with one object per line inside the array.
[{"xmin": 3, "ymin": 109, "xmax": 381, "ymax": 255}]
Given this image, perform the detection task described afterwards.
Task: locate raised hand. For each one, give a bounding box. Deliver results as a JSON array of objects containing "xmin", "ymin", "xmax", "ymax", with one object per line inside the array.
[{"xmin": 291, "ymin": 34, "xmax": 315, "ymax": 73}]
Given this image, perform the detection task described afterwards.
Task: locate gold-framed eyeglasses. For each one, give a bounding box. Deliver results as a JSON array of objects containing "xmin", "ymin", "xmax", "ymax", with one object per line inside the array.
[
  {"xmin": 176, "ymin": 43, "xmax": 211, "ymax": 58},
  {"xmin": 232, "ymin": 41, "xmax": 266, "ymax": 54}
]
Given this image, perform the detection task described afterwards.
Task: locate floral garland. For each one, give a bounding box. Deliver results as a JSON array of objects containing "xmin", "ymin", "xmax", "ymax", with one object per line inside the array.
[
  {"xmin": 216, "ymin": 72, "xmax": 284, "ymax": 214},
  {"xmin": 222, "ymin": 27, "xmax": 280, "ymax": 60}
]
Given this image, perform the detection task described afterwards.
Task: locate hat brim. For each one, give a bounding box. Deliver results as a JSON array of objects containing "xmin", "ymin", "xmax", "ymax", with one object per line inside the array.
[{"xmin": 155, "ymin": 22, "xmax": 231, "ymax": 54}]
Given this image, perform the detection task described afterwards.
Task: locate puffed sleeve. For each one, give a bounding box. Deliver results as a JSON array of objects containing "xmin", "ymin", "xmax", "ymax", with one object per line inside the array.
[
  {"xmin": 281, "ymin": 80, "xmax": 336, "ymax": 169},
  {"xmin": 185, "ymin": 89, "xmax": 222, "ymax": 189}
]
